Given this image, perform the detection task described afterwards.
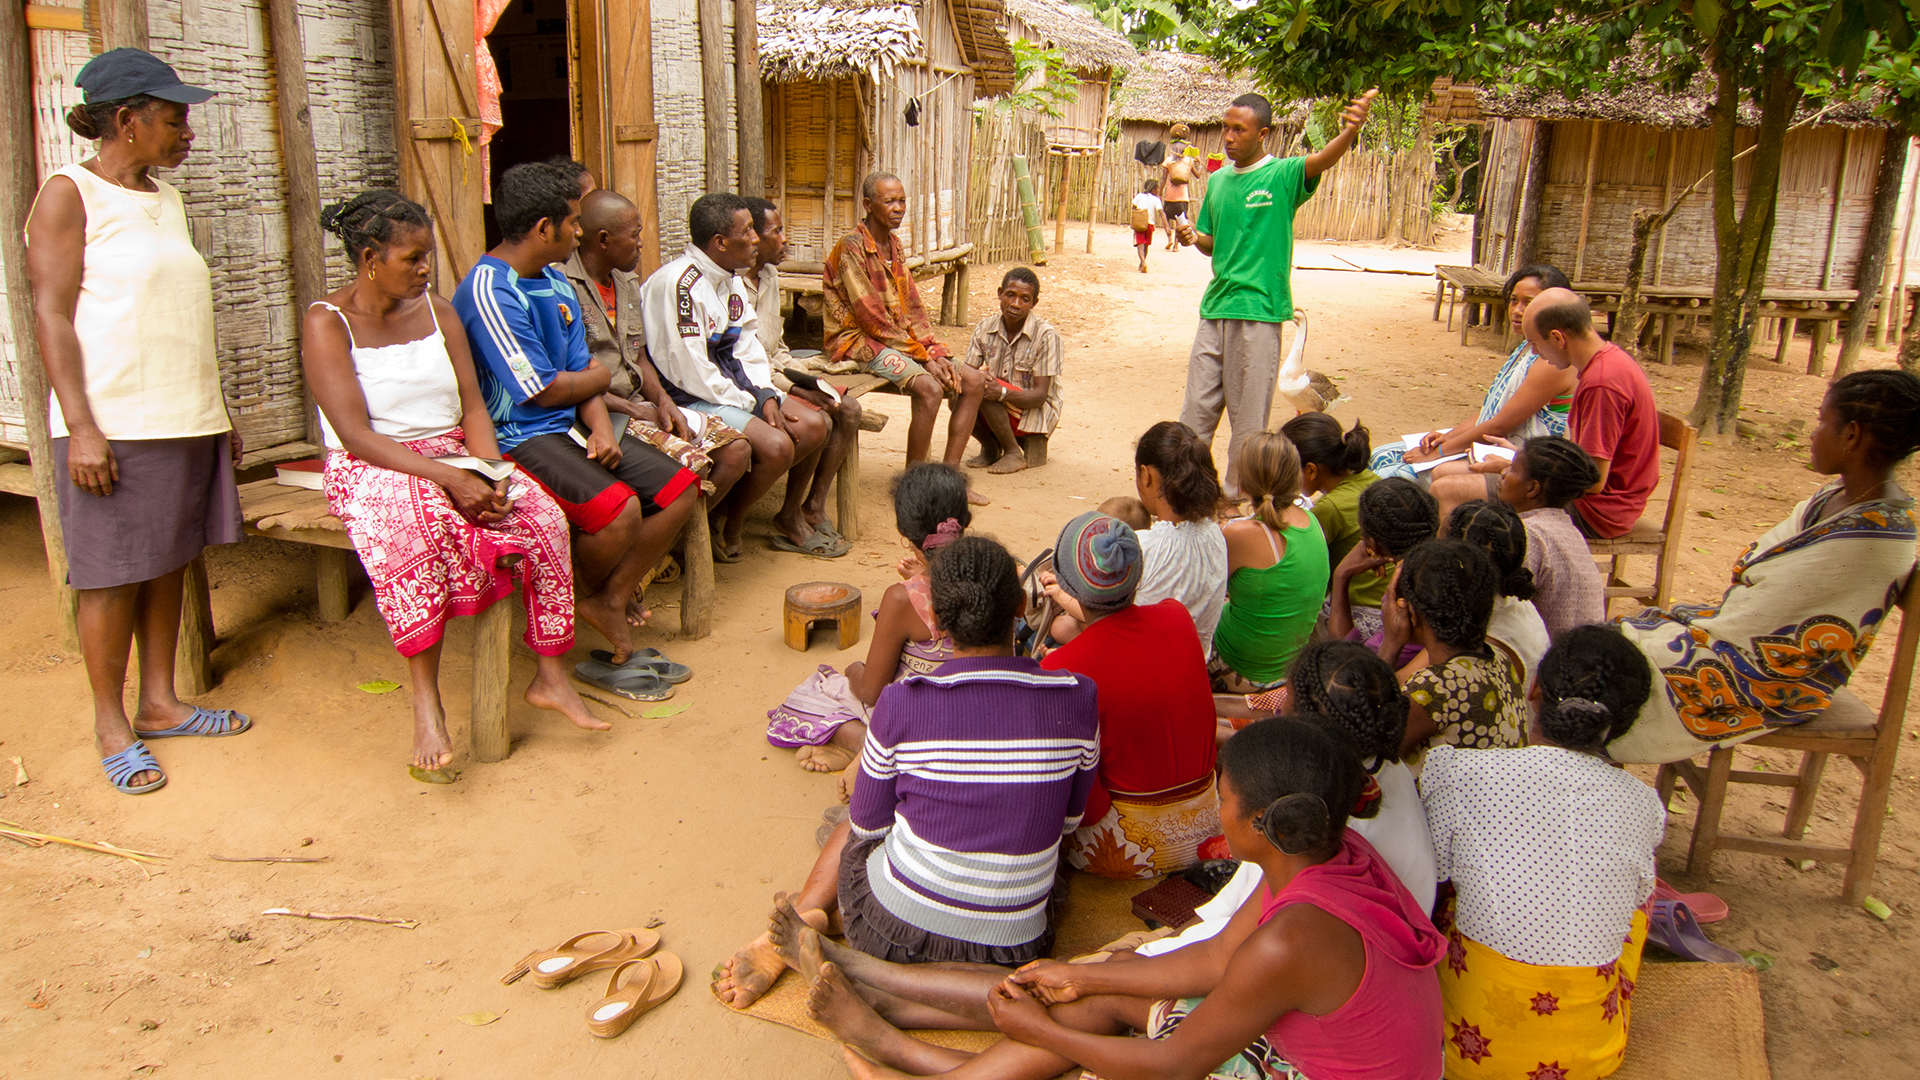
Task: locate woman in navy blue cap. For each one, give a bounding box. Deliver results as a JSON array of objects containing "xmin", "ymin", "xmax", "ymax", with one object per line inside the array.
[{"xmin": 25, "ymin": 47, "xmax": 250, "ymax": 794}]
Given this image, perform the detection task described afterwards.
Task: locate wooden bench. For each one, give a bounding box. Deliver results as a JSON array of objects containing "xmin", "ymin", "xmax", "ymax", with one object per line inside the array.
[
  {"xmin": 235, "ymin": 478, "xmax": 713, "ymax": 763},
  {"xmin": 1433, "ymin": 265, "xmax": 1509, "ymax": 345}
]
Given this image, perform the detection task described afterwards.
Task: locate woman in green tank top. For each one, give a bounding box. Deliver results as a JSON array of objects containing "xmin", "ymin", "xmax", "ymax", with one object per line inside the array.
[{"xmin": 1214, "ymin": 432, "xmax": 1331, "ymax": 689}]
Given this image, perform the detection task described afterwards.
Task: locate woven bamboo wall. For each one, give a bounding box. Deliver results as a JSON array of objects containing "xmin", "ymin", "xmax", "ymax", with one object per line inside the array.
[
  {"xmin": 1482, "ymin": 118, "xmax": 1887, "ymax": 290},
  {"xmin": 773, "ymin": 78, "xmax": 865, "ymax": 266},
  {"xmin": 969, "ymin": 108, "xmax": 1053, "ymax": 264}
]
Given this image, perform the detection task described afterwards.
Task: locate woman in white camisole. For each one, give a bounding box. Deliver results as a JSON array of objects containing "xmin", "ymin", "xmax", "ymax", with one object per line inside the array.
[
  {"xmin": 25, "ymin": 49, "xmax": 249, "ymax": 796},
  {"xmin": 302, "ymin": 190, "xmax": 602, "ymax": 780}
]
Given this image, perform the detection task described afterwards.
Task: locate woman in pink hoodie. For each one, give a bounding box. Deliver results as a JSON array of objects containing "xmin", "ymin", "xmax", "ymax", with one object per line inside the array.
[{"xmin": 771, "ymin": 716, "xmax": 1446, "ymax": 1080}]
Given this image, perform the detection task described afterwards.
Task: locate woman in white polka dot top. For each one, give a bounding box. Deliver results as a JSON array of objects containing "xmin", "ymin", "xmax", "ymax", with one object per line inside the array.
[{"xmin": 1419, "ymin": 625, "xmax": 1666, "ymax": 1079}]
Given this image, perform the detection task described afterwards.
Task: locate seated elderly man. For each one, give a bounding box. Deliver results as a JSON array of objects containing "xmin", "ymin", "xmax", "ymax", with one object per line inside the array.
[
  {"xmin": 561, "ymin": 188, "xmax": 751, "ymax": 508},
  {"xmin": 825, "ymin": 172, "xmax": 989, "ymax": 505},
  {"xmin": 642, "ymin": 193, "xmax": 848, "ymax": 559},
  {"xmin": 960, "ymin": 266, "xmax": 1062, "ymax": 475},
  {"xmin": 745, "ymin": 195, "xmax": 863, "ymax": 540}
]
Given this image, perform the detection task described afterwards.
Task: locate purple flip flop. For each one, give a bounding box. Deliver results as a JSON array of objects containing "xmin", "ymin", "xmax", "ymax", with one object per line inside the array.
[{"xmin": 1646, "ymin": 899, "xmax": 1745, "ymax": 964}]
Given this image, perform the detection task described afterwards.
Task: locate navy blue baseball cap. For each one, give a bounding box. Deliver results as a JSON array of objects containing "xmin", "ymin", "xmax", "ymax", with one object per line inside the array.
[{"xmin": 76, "ymin": 48, "xmax": 215, "ymax": 105}]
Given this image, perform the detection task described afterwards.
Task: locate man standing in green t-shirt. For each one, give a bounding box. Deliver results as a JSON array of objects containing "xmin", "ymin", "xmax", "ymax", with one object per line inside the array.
[{"xmin": 1176, "ymin": 89, "xmax": 1376, "ymax": 495}]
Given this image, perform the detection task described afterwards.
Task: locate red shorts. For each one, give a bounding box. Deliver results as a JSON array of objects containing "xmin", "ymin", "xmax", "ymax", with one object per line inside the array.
[
  {"xmin": 505, "ymin": 432, "xmax": 697, "ymax": 534},
  {"xmin": 1133, "ymin": 228, "xmax": 1154, "ymax": 245}
]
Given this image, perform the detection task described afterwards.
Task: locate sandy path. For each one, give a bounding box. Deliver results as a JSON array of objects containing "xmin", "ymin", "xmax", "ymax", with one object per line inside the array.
[{"xmin": 1, "ymin": 220, "xmax": 1915, "ymax": 1077}]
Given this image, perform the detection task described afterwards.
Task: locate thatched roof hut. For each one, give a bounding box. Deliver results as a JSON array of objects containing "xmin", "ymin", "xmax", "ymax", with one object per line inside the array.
[
  {"xmin": 1002, "ymin": 0, "xmax": 1134, "ymax": 151},
  {"xmin": 1113, "ymin": 50, "xmax": 1264, "ymax": 128},
  {"xmin": 759, "ymin": 0, "xmax": 1015, "ymax": 271}
]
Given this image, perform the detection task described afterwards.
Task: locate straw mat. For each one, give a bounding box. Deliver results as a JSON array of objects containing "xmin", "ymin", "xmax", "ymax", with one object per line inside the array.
[{"xmin": 1614, "ymin": 960, "xmax": 1771, "ymax": 1080}]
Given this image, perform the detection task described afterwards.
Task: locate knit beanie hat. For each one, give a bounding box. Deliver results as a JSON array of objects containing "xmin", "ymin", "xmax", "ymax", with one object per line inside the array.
[{"xmin": 1053, "ymin": 511, "xmax": 1142, "ymax": 615}]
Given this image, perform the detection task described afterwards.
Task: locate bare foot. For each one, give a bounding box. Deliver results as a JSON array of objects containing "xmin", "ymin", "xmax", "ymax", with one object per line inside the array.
[
  {"xmin": 836, "ymin": 761, "xmax": 860, "ymax": 804},
  {"xmin": 840, "ymin": 1044, "xmax": 909, "ymax": 1080},
  {"xmin": 409, "ymin": 696, "xmax": 455, "ymax": 770},
  {"xmin": 711, "ymin": 931, "xmax": 786, "ymax": 1010},
  {"xmin": 575, "ymin": 593, "xmax": 635, "ymax": 665},
  {"xmin": 769, "ymin": 896, "xmax": 829, "ymax": 978},
  {"xmin": 966, "ymin": 488, "xmax": 990, "ymax": 507},
  {"xmin": 964, "ymin": 452, "xmax": 994, "ymax": 470},
  {"xmin": 95, "ymin": 728, "xmax": 162, "ymax": 788},
  {"xmin": 802, "ymin": 722, "xmax": 864, "ymax": 773},
  {"xmin": 811, "ymin": 962, "xmax": 902, "ymax": 1060},
  {"xmin": 526, "ymin": 666, "xmax": 612, "ymax": 732},
  {"xmin": 987, "ymin": 450, "xmax": 1028, "ymax": 475},
  {"xmin": 625, "ymin": 584, "xmax": 652, "ymax": 628},
  {"xmin": 129, "ymin": 697, "xmax": 198, "ymax": 734}
]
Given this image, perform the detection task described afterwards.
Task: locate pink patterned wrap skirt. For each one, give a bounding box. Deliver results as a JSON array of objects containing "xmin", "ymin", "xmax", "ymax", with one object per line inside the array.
[{"xmin": 322, "ymin": 430, "xmax": 574, "ymax": 658}]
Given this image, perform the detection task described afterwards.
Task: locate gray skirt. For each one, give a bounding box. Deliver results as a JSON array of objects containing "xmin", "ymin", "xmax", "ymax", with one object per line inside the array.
[{"xmin": 52, "ymin": 434, "xmax": 243, "ymax": 590}]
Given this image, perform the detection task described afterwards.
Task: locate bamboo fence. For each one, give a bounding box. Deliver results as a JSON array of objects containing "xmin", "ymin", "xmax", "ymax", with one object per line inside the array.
[{"xmin": 970, "ymin": 109, "xmax": 1055, "ymax": 264}]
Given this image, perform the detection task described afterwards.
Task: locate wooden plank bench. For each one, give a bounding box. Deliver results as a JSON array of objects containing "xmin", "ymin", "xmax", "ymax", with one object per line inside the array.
[
  {"xmin": 236, "ymin": 478, "xmax": 713, "ymax": 763},
  {"xmin": 1432, "ymin": 264, "xmax": 1509, "ymax": 346}
]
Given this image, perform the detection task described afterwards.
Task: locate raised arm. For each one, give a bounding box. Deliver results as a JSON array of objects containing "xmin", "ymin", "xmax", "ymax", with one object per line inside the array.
[{"xmin": 1304, "ymin": 89, "xmax": 1378, "ymax": 179}]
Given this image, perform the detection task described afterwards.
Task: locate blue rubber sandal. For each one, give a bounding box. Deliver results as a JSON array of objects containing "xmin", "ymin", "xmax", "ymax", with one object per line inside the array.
[
  {"xmin": 102, "ymin": 740, "xmax": 167, "ymax": 794},
  {"xmin": 139, "ymin": 707, "xmax": 252, "ymax": 739}
]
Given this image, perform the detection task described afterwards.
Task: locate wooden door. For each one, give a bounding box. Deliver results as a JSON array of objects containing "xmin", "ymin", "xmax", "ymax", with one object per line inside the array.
[
  {"xmin": 389, "ymin": 0, "xmax": 485, "ymax": 289},
  {"xmin": 598, "ymin": 0, "xmax": 661, "ymax": 276}
]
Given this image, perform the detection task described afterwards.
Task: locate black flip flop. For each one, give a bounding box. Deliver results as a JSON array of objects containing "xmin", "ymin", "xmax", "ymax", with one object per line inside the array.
[
  {"xmin": 587, "ymin": 648, "xmax": 693, "ymax": 684},
  {"xmin": 573, "ymin": 661, "xmax": 675, "ymax": 702}
]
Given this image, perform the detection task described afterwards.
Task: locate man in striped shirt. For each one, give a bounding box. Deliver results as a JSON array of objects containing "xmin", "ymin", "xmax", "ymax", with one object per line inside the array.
[{"xmin": 453, "ymin": 162, "xmax": 697, "ymax": 663}]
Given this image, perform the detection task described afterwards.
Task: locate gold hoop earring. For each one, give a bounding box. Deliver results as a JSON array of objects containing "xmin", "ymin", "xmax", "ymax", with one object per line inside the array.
[{"xmin": 365, "ymin": 267, "xmax": 374, "ymax": 280}]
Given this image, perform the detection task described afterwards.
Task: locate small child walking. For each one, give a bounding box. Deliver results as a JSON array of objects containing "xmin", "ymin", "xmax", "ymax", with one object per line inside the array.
[{"xmin": 1131, "ymin": 179, "xmax": 1163, "ymax": 274}]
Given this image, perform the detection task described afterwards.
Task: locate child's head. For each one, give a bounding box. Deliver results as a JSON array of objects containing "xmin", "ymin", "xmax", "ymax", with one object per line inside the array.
[
  {"xmin": 1238, "ymin": 431, "xmax": 1303, "ymax": 532},
  {"xmin": 1143, "ymin": 178, "xmax": 1160, "ymax": 195},
  {"xmin": 1287, "ymin": 641, "xmax": 1409, "ymax": 767},
  {"xmin": 1096, "ymin": 496, "xmax": 1151, "ymax": 532},
  {"xmin": 1534, "ymin": 625, "xmax": 1654, "ymax": 751},
  {"xmin": 1052, "ymin": 511, "xmax": 1142, "ymax": 617},
  {"xmin": 1357, "ymin": 477, "xmax": 1438, "ymax": 559},
  {"xmin": 929, "ymin": 536, "xmax": 1023, "ymax": 649},
  {"xmin": 1282, "ymin": 413, "xmax": 1369, "ymax": 492},
  {"xmin": 1446, "ymin": 499, "xmax": 1536, "ymax": 602},
  {"xmin": 1498, "ymin": 436, "xmax": 1599, "ymax": 511},
  {"xmin": 1219, "ymin": 716, "xmax": 1370, "ymax": 861},
  {"xmin": 1816, "ymin": 370, "xmax": 1920, "ymax": 472},
  {"xmin": 893, "ymin": 463, "xmax": 971, "ymax": 553},
  {"xmin": 1395, "ymin": 538, "xmax": 1497, "ymax": 652},
  {"xmin": 1134, "ymin": 421, "xmax": 1221, "ymax": 522}
]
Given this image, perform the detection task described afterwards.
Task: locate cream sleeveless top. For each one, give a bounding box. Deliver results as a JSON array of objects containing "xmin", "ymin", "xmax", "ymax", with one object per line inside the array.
[
  {"xmin": 310, "ymin": 301, "xmax": 462, "ymax": 449},
  {"xmin": 31, "ymin": 164, "xmax": 228, "ymax": 440}
]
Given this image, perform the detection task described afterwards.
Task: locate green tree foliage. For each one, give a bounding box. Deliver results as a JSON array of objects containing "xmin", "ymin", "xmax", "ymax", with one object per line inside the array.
[
  {"xmin": 999, "ymin": 40, "xmax": 1079, "ymax": 118},
  {"xmin": 1076, "ymin": 0, "xmax": 1231, "ymax": 53}
]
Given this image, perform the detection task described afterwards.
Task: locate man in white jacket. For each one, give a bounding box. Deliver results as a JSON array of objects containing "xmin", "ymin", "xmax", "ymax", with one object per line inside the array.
[{"xmin": 641, "ymin": 193, "xmax": 846, "ymax": 560}]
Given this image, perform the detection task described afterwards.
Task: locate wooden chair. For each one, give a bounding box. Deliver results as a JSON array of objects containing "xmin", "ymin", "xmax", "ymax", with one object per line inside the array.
[
  {"xmin": 1589, "ymin": 411, "xmax": 1695, "ymax": 612},
  {"xmin": 1655, "ymin": 571, "xmax": 1920, "ymax": 904}
]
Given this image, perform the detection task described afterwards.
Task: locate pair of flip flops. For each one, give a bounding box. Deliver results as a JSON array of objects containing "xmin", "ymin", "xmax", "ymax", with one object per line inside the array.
[
  {"xmin": 770, "ymin": 521, "xmax": 850, "ymax": 559},
  {"xmin": 1645, "ymin": 898, "xmax": 1745, "ymax": 964},
  {"xmin": 1653, "ymin": 878, "xmax": 1728, "ymax": 923},
  {"xmin": 573, "ymin": 649, "xmax": 692, "ymax": 702},
  {"xmin": 501, "ymin": 929, "xmax": 684, "ymax": 1039},
  {"xmin": 101, "ymin": 708, "xmax": 252, "ymax": 794}
]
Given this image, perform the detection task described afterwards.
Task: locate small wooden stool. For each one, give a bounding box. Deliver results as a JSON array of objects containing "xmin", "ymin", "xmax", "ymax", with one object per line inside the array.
[{"xmin": 784, "ymin": 581, "xmax": 862, "ymax": 652}]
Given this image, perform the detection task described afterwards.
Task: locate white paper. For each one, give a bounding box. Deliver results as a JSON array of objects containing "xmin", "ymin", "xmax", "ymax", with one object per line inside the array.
[
  {"xmin": 1407, "ymin": 452, "xmax": 1468, "ymax": 473},
  {"xmin": 1470, "ymin": 444, "xmax": 1516, "ymax": 466}
]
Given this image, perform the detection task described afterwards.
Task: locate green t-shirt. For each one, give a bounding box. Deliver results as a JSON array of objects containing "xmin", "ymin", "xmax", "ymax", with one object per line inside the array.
[
  {"xmin": 1310, "ymin": 469, "xmax": 1387, "ymax": 609},
  {"xmin": 1195, "ymin": 155, "xmax": 1318, "ymax": 323}
]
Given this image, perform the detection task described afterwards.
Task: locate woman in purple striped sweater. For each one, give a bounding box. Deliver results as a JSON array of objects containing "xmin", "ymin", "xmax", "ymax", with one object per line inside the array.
[{"xmin": 715, "ymin": 537, "xmax": 1101, "ymax": 1009}]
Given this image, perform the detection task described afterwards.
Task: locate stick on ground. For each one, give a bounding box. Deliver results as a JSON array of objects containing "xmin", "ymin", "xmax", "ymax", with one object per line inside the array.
[
  {"xmin": 212, "ymin": 854, "xmax": 331, "ymax": 864},
  {"xmin": 262, "ymin": 907, "xmax": 419, "ymax": 929}
]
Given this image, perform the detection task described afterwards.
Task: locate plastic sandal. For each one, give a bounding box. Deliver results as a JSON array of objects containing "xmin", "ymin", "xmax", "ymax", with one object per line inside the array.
[
  {"xmin": 101, "ymin": 740, "xmax": 167, "ymax": 795},
  {"xmin": 1646, "ymin": 899, "xmax": 1745, "ymax": 964},
  {"xmin": 587, "ymin": 648, "xmax": 692, "ymax": 684},
  {"xmin": 769, "ymin": 530, "xmax": 852, "ymax": 558},
  {"xmin": 1653, "ymin": 878, "xmax": 1729, "ymax": 924},
  {"xmin": 572, "ymin": 662, "xmax": 676, "ymax": 702},
  {"xmin": 139, "ymin": 707, "xmax": 252, "ymax": 739},
  {"xmin": 501, "ymin": 928, "xmax": 661, "ymax": 989},
  {"xmin": 585, "ymin": 952, "xmax": 682, "ymax": 1038}
]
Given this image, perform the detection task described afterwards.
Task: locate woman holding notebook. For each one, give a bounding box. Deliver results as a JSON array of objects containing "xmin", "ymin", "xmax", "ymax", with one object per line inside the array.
[{"xmin": 303, "ymin": 189, "xmax": 601, "ymax": 782}]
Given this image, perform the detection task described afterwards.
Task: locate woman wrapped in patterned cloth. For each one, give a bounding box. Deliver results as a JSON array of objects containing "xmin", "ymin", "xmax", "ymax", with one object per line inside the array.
[
  {"xmin": 1609, "ymin": 370, "xmax": 1920, "ymax": 764},
  {"xmin": 302, "ymin": 190, "xmax": 603, "ymax": 781}
]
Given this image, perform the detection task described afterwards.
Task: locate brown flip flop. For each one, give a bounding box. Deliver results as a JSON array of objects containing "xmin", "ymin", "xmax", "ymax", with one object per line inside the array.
[
  {"xmin": 586, "ymin": 952, "xmax": 683, "ymax": 1038},
  {"xmin": 500, "ymin": 927, "xmax": 661, "ymax": 988}
]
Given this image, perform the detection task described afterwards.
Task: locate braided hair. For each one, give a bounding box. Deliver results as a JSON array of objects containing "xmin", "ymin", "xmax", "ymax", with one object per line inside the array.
[
  {"xmin": 319, "ymin": 189, "xmax": 432, "ymax": 266},
  {"xmin": 1396, "ymin": 538, "xmax": 1497, "ymax": 652},
  {"xmin": 1238, "ymin": 431, "xmax": 1303, "ymax": 534},
  {"xmin": 66, "ymin": 94, "xmax": 161, "ymax": 141},
  {"xmin": 1219, "ymin": 716, "xmax": 1371, "ymax": 859},
  {"xmin": 1535, "ymin": 625, "xmax": 1654, "ymax": 751},
  {"xmin": 1287, "ymin": 641, "xmax": 1409, "ymax": 769},
  {"xmin": 1357, "ymin": 477, "xmax": 1438, "ymax": 558},
  {"xmin": 1827, "ymin": 370, "xmax": 1920, "ymax": 467},
  {"xmin": 1282, "ymin": 412, "xmax": 1371, "ymax": 476},
  {"xmin": 1447, "ymin": 499, "xmax": 1536, "ymax": 601},
  {"xmin": 1514, "ymin": 436, "xmax": 1600, "ymax": 508},
  {"xmin": 892, "ymin": 463, "xmax": 971, "ymax": 550},
  {"xmin": 1135, "ymin": 421, "xmax": 1222, "ymax": 521},
  {"xmin": 928, "ymin": 536, "xmax": 1022, "ymax": 649}
]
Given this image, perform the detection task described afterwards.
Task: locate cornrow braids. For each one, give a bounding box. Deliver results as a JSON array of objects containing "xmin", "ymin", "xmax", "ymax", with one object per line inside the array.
[
  {"xmin": 1447, "ymin": 499, "xmax": 1536, "ymax": 601},
  {"xmin": 1396, "ymin": 538, "xmax": 1497, "ymax": 652},
  {"xmin": 1135, "ymin": 421, "xmax": 1222, "ymax": 521},
  {"xmin": 318, "ymin": 189, "xmax": 432, "ymax": 266},
  {"xmin": 1828, "ymin": 370, "xmax": 1920, "ymax": 466},
  {"xmin": 928, "ymin": 536, "xmax": 1022, "ymax": 649},
  {"xmin": 1287, "ymin": 641, "xmax": 1409, "ymax": 768},
  {"xmin": 1535, "ymin": 625, "xmax": 1654, "ymax": 751},
  {"xmin": 1357, "ymin": 477, "xmax": 1438, "ymax": 558},
  {"xmin": 1515, "ymin": 436, "xmax": 1600, "ymax": 508}
]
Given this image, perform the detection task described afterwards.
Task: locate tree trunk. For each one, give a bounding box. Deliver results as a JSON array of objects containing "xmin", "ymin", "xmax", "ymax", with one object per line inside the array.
[
  {"xmin": 1691, "ymin": 58, "xmax": 1800, "ymax": 433},
  {"xmin": 1614, "ymin": 206, "xmax": 1672, "ymax": 358},
  {"xmin": 1835, "ymin": 133, "xmax": 1910, "ymax": 378}
]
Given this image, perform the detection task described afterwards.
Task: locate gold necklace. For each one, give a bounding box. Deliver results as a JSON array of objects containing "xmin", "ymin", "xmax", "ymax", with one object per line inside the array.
[{"xmin": 89, "ymin": 159, "xmax": 162, "ymax": 224}]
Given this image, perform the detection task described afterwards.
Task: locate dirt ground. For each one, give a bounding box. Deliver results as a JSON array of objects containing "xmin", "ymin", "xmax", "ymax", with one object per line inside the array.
[{"xmin": 2, "ymin": 219, "xmax": 1916, "ymax": 1078}]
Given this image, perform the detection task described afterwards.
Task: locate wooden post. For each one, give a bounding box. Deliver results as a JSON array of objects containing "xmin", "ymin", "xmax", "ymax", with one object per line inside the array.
[
  {"xmin": 1085, "ymin": 81, "xmax": 1109, "ymax": 255},
  {"xmin": 824, "ymin": 83, "xmax": 838, "ymax": 244},
  {"xmin": 680, "ymin": 494, "xmax": 714, "ymax": 638},
  {"xmin": 1, "ymin": 0, "xmax": 78, "ymax": 652},
  {"xmin": 696, "ymin": 0, "xmax": 730, "ymax": 193},
  {"xmin": 1654, "ymin": 130, "xmax": 1676, "ymax": 285},
  {"xmin": 175, "ymin": 555, "xmax": 215, "ymax": 695},
  {"xmin": 468, "ymin": 599, "xmax": 513, "ymax": 763},
  {"xmin": 1807, "ymin": 321, "xmax": 1832, "ymax": 375},
  {"xmin": 732, "ymin": 0, "xmax": 763, "ymax": 196},
  {"xmin": 1572, "ymin": 122, "xmax": 1601, "ymax": 282},
  {"xmin": 1837, "ymin": 131, "xmax": 1908, "ymax": 377},
  {"xmin": 1053, "ymin": 154, "xmax": 1068, "ymax": 252},
  {"xmin": 1897, "ymin": 143, "xmax": 1919, "ymax": 349},
  {"xmin": 315, "ymin": 546, "xmax": 352, "ymax": 622},
  {"xmin": 1513, "ymin": 121, "xmax": 1551, "ymax": 270},
  {"xmin": 97, "ymin": 0, "xmax": 149, "ymax": 49},
  {"xmin": 265, "ymin": 0, "xmax": 328, "ymax": 450},
  {"xmin": 1775, "ymin": 317, "xmax": 1797, "ymax": 365}
]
